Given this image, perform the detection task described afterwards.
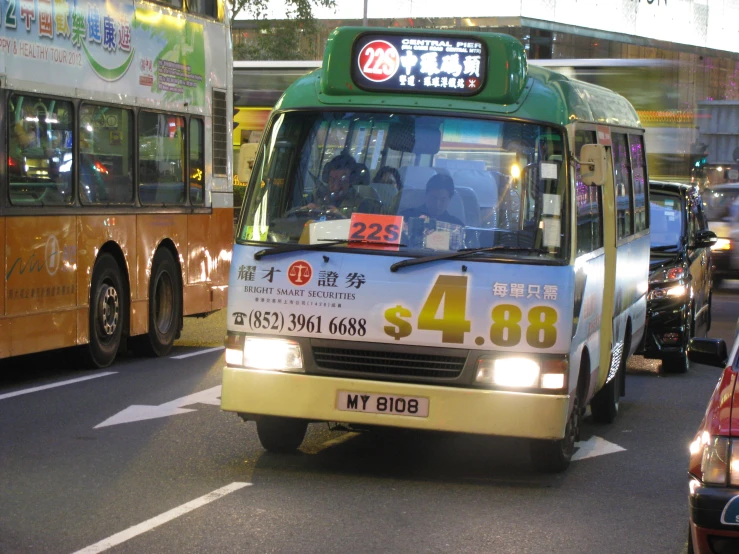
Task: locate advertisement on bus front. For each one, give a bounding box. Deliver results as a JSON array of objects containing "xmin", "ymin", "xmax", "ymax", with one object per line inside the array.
[{"xmin": 228, "ymin": 245, "xmax": 575, "ymax": 354}]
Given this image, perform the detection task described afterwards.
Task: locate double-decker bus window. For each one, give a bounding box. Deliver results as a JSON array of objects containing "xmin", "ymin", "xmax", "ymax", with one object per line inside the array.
[
  {"xmin": 152, "ymin": 0, "xmax": 183, "ymax": 8},
  {"xmin": 629, "ymin": 134, "xmax": 648, "ymax": 233},
  {"xmin": 188, "ymin": 0, "xmax": 217, "ymax": 18},
  {"xmin": 190, "ymin": 118, "xmax": 205, "ymax": 205},
  {"xmin": 8, "ymin": 95, "xmax": 74, "ymax": 206},
  {"xmin": 138, "ymin": 111, "xmax": 186, "ymax": 205},
  {"xmin": 79, "ymin": 104, "xmax": 134, "ymax": 205},
  {"xmin": 613, "ymin": 132, "xmax": 634, "ymax": 239}
]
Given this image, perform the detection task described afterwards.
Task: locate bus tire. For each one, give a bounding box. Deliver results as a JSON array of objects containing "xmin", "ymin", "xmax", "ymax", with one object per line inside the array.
[
  {"xmin": 591, "ymin": 366, "xmax": 621, "ymax": 424},
  {"xmin": 83, "ymin": 254, "xmax": 126, "ymax": 369},
  {"xmin": 135, "ymin": 248, "xmax": 182, "ymax": 357},
  {"xmin": 256, "ymin": 416, "xmax": 308, "ymax": 453},
  {"xmin": 530, "ymin": 395, "xmax": 581, "ymax": 473}
]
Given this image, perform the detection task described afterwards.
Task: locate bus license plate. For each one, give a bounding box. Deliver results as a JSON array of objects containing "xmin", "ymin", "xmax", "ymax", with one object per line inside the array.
[{"xmin": 336, "ymin": 391, "xmax": 429, "ymax": 418}]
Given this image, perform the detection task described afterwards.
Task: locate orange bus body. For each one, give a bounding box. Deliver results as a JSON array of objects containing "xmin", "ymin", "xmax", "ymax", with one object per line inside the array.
[
  {"xmin": 0, "ymin": 0, "xmax": 234, "ymax": 365},
  {"xmin": 0, "ymin": 210, "xmax": 231, "ymax": 359}
]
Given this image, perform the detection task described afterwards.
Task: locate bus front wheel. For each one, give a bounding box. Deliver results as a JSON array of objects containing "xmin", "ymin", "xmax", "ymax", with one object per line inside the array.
[
  {"xmin": 530, "ymin": 395, "xmax": 581, "ymax": 473},
  {"xmin": 591, "ymin": 366, "xmax": 622, "ymax": 423},
  {"xmin": 134, "ymin": 248, "xmax": 182, "ymax": 357},
  {"xmin": 256, "ymin": 416, "xmax": 308, "ymax": 453},
  {"xmin": 83, "ymin": 254, "xmax": 126, "ymax": 369}
]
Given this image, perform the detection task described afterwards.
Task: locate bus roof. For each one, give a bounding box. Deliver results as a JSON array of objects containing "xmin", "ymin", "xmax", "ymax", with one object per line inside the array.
[{"xmin": 275, "ymin": 27, "xmax": 640, "ymax": 129}]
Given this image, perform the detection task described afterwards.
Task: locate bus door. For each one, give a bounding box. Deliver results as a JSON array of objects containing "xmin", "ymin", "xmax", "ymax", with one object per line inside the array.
[
  {"xmin": 5, "ymin": 93, "xmax": 78, "ymax": 356},
  {"xmin": 593, "ymin": 126, "xmax": 618, "ymax": 388},
  {"xmin": 570, "ymin": 126, "xmax": 608, "ymax": 388}
]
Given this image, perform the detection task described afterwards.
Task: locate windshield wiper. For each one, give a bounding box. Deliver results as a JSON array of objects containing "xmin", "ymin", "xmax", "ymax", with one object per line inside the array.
[
  {"xmin": 390, "ymin": 246, "xmax": 550, "ymax": 272},
  {"xmin": 253, "ymin": 240, "xmax": 344, "ymax": 260},
  {"xmin": 650, "ymin": 245, "xmax": 680, "ymax": 252}
]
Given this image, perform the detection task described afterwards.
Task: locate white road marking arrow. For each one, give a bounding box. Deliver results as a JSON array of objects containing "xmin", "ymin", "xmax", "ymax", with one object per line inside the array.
[
  {"xmin": 572, "ymin": 435, "xmax": 626, "ymax": 462},
  {"xmin": 94, "ymin": 385, "xmax": 222, "ymax": 429}
]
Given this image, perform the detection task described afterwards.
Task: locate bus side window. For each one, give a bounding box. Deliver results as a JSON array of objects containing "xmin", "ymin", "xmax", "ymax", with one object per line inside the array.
[
  {"xmin": 189, "ymin": 118, "xmax": 205, "ymax": 205},
  {"xmin": 575, "ymin": 130, "xmax": 603, "ymax": 255},
  {"xmin": 612, "ymin": 132, "xmax": 634, "ymax": 240},
  {"xmin": 79, "ymin": 104, "xmax": 134, "ymax": 205},
  {"xmin": 188, "ymin": 0, "xmax": 218, "ymax": 18},
  {"xmin": 138, "ymin": 111, "xmax": 186, "ymax": 206},
  {"xmin": 629, "ymin": 134, "xmax": 648, "ymax": 233},
  {"xmin": 8, "ymin": 94, "xmax": 74, "ymax": 206}
]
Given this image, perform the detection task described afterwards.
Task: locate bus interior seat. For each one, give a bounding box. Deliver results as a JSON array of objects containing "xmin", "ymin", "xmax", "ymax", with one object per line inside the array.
[
  {"xmin": 455, "ymin": 186, "xmax": 481, "ymax": 227},
  {"xmin": 449, "ymin": 169, "xmax": 498, "ymax": 208},
  {"xmin": 355, "ymin": 184, "xmax": 382, "ymax": 214},
  {"xmin": 371, "ymin": 182, "xmax": 400, "ymax": 210},
  {"xmin": 398, "ymin": 188, "xmax": 466, "ymax": 226},
  {"xmin": 399, "ymin": 166, "xmax": 437, "ymax": 190},
  {"xmin": 449, "ymin": 169, "xmax": 498, "ymax": 226}
]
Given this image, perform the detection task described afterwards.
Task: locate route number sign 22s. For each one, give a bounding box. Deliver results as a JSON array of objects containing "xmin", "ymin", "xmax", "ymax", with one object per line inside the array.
[
  {"xmin": 383, "ymin": 275, "xmax": 559, "ymax": 349},
  {"xmin": 357, "ymin": 40, "xmax": 400, "ymax": 82}
]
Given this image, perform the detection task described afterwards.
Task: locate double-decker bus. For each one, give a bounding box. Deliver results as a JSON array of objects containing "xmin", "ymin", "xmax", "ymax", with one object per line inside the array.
[
  {"xmin": 0, "ymin": 0, "xmax": 233, "ymax": 368},
  {"xmin": 221, "ymin": 27, "xmax": 650, "ymax": 472}
]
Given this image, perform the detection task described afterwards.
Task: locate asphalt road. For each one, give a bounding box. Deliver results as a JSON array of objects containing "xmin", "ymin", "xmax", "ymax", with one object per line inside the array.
[{"xmin": 1, "ymin": 285, "xmax": 738, "ymax": 553}]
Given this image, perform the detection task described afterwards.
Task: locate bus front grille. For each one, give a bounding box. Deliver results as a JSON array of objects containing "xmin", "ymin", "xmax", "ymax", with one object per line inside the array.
[{"xmin": 312, "ymin": 346, "xmax": 465, "ymax": 379}]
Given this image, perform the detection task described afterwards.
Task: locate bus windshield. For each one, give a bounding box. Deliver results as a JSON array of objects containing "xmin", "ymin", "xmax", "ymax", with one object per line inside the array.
[{"xmin": 238, "ymin": 111, "xmax": 568, "ymax": 260}]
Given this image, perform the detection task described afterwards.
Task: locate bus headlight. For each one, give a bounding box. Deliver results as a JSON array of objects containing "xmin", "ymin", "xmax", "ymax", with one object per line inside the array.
[
  {"xmin": 227, "ymin": 337, "xmax": 303, "ymax": 372},
  {"xmin": 475, "ymin": 356, "xmax": 567, "ymax": 390},
  {"xmin": 476, "ymin": 357, "xmax": 540, "ymax": 388}
]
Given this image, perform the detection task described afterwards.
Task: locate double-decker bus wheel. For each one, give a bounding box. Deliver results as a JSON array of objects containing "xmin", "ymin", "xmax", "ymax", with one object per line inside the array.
[
  {"xmin": 83, "ymin": 254, "xmax": 126, "ymax": 369},
  {"xmin": 135, "ymin": 248, "xmax": 182, "ymax": 357}
]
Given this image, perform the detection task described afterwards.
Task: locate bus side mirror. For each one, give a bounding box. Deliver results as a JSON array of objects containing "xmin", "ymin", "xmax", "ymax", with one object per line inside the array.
[
  {"xmin": 578, "ymin": 144, "xmax": 608, "ymax": 186},
  {"xmin": 238, "ymin": 143, "xmax": 259, "ymax": 184}
]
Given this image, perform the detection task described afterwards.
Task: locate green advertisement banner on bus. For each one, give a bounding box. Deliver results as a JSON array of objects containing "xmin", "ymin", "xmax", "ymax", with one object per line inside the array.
[{"xmin": 0, "ymin": 0, "xmax": 205, "ymax": 108}]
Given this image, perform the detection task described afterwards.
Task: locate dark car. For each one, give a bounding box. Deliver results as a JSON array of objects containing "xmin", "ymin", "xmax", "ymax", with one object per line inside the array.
[
  {"xmin": 638, "ymin": 181, "xmax": 717, "ymax": 372},
  {"xmin": 687, "ymin": 328, "xmax": 739, "ymax": 553},
  {"xmin": 703, "ymin": 183, "xmax": 739, "ymax": 285}
]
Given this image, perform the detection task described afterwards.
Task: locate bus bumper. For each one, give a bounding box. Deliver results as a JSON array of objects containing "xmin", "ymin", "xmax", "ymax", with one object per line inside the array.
[{"xmin": 221, "ymin": 368, "xmax": 570, "ymax": 440}]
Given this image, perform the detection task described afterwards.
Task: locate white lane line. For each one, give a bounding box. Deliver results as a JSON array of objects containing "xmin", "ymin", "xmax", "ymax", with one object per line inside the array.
[
  {"xmin": 72, "ymin": 482, "xmax": 251, "ymax": 554},
  {"xmin": 0, "ymin": 372, "xmax": 117, "ymax": 401},
  {"xmin": 170, "ymin": 347, "xmax": 224, "ymax": 360}
]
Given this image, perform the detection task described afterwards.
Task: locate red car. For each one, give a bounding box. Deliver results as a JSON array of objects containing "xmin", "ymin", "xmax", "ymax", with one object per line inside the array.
[{"xmin": 688, "ymin": 331, "xmax": 739, "ymax": 553}]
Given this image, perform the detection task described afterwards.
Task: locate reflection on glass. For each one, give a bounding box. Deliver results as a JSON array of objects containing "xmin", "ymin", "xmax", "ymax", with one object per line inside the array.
[
  {"xmin": 79, "ymin": 104, "xmax": 134, "ymax": 204},
  {"xmin": 8, "ymin": 95, "xmax": 74, "ymax": 206},
  {"xmin": 138, "ymin": 111, "xmax": 186, "ymax": 205}
]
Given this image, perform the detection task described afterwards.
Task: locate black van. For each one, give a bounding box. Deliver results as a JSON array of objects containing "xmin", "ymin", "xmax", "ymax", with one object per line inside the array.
[{"xmin": 639, "ymin": 181, "xmax": 717, "ymax": 372}]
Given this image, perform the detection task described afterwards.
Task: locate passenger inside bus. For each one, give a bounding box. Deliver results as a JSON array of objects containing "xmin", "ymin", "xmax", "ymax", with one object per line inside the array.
[
  {"xmin": 302, "ymin": 153, "xmax": 380, "ymax": 216},
  {"xmin": 9, "ymin": 99, "xmax": 73, "ymax": 205},
  {"xmin": 399, "ymin": 174, "xmax": 464, "ymax": 226}
]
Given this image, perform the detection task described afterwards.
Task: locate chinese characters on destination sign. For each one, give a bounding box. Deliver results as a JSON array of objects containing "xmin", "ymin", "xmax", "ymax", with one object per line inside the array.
[{"xmin": 352, "ymin": 33, "xmax": 486, "ymax": 95}]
